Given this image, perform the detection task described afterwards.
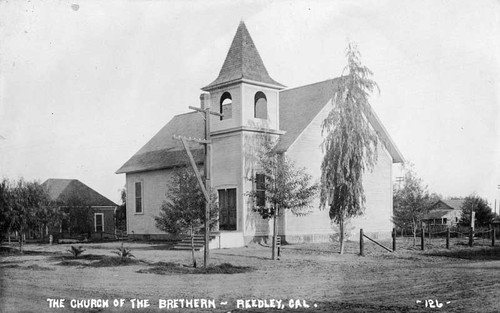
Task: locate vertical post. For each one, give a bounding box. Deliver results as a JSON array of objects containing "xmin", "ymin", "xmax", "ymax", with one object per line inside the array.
[
  {"xmin": 360, "ymin": 228, "xmax": 364, "ymax": 256},
  {"xmin": 428, "ymin": 224, "xmax": 431, "ymax": 245},
  {"xmin": 204, "ymin": 105, "xmax": 211, "ymax": 267},
  {"xmin": 272, "ymin": 207, "xmax": 278, "ymax": 260},
  {"xmin": 446, "ymin": 227, "xmax": 450, "ymax": 249},
  {"xmin": 421, "ymin": 227, "xmax": 424, "ymax": 250},
  {"xmin": 492, "ymin": 226, "xmax": 495, "ymax": 247},
  {"xmin": 392, "ymin": 228, "xmax": 396, "ymax": 252},
  {"xmin": 469, "ymin": 227, "xmax": 473, "ymax": 247}
]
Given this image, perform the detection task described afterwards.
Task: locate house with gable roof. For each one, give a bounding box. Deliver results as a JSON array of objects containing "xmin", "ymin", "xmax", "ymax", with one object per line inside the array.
[
  {"xmin": 422, "ymin": 199, "xmax": 464, "ymax": 226},
  {"xmin": 116, "ymin": 22, "xmax": 404, "ymax": 247},
  {"xmin": 41, "ymin": 179, "xmax": 118, "ymax": 241}
]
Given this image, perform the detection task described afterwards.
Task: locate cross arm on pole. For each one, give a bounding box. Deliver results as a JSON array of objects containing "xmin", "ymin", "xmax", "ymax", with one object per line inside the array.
[{"xmin": 188, "ymin": 106, "xmax": 224, "ymax": 117}]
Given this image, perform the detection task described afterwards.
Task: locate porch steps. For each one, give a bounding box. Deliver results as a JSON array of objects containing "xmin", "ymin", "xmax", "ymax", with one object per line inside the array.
[{"xmin": 173, "ymin": 234, "xmax": 217, "ymax": 251}]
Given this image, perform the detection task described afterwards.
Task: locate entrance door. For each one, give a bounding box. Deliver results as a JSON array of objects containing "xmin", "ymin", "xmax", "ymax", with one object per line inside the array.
[{"xmin": 218, "ymin": 188, "xmax": 236, "ymax": 230}]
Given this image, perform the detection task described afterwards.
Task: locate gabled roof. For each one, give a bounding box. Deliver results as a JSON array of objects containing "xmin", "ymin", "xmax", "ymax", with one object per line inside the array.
[
  {"xmin": 117, "ymin": 79, "xmax": 404, "ymax": 174},
  {"xmin": 424, "ymin": 209, "xmax": 458, "ymax": 220},
  {"xmin": 442, "ymin": 199, "xmax": 465, "ymax": 211},
  {"xmin": 430, "ymin": 199, "xmax": 465, "ymax": 211},
  {"xmin": 116, "ymin": 112, "xmax": 204, "ymax": 174},
  {"xmin": 42, "ymin": 179, "xmax": 117, "ymax": 207},
  {"xmin": 202, "ymin": 21, "xmax": 284, "ymax": 91},
  {"xmin": 275, "ymin": 78, "xmax": 404, "ymax": 163},
  {"xmin": 424, "ymin": 199, "xmax": 464, "ymax": 220}
]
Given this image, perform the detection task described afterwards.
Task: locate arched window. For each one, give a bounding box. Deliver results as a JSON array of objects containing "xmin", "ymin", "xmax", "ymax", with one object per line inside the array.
[
  {"xmin": 220, "ymin": 92, "xmax": 232, "ymax": 120},
  {"xmin": 254, "ymin": 91, "xmax": 267, "ymax": 119}
]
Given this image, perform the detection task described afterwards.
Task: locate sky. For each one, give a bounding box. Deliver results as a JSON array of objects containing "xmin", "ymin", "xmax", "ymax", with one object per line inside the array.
[{"xmin": 0, "ymin": 0, "xmax": 499, "ymax": 208}]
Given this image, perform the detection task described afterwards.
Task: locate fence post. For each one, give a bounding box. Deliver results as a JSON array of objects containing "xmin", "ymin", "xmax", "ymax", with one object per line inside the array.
[
  {"xmin": 360, "ymin": 229, "xmax": 364, "ymax": 256},
  {"xmin": 469, "ymin": 227, "xmax": 474, "ymax": 247},
  {"xmin": 429, "ymin": 224, "xmax": 432, "ymax": 240},
  {"xmin": 492, "ymin": 227, "xmax": 496, "ymax": 247},
  {"xmin": 392, "ymin": 228, "xmax": 396, "ymax": 252},
  {"xmin": 421, "ymin": 227, "xmax": 424, "ymax": 251},
  {"xmin": 446, "ymin": 227, "xmax": 450, "ymax": 249}
]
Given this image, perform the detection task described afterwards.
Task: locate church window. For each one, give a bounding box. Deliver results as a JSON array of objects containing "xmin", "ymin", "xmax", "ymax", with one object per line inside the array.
[
  {"xmin": 220, "ymin": 92, "xmax": 232, "ymax": 120},
  {"xmin": 255, "ymin": 173, "xmax": 266, "ymax": 207},
  {"xmin": 254, "ymin": 91, "xmax": 267, "ymax": 119},
  {"xmin": 135, "ymin": 182, "xmax": 143, "ymax": 214}
]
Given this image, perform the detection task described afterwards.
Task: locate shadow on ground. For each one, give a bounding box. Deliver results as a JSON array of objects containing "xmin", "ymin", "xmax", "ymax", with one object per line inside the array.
[{"xmin": 425, "ymin": 246, "xmax": 500, "ymax": 260}]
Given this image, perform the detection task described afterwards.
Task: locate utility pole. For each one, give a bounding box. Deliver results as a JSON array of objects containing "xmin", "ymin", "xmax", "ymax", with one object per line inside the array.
[{"xmin": 173, "ymin": 94, "xmax": 222, "ymax": 268}]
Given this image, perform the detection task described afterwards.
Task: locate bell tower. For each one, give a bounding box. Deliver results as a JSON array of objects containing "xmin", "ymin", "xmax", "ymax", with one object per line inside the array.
[{"xmin": 201, "ymin": 22, "xmax": 284, "ymax": 241}]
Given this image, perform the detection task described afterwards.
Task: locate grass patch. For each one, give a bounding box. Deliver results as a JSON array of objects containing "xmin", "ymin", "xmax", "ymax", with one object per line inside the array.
[
  {"xmin": 56, "ymin": 260, "xmax": 87, "ymax": 267},
  {"xmin": 88, "ymin": 256, "xmax": 140, "ymax": 267},
  {"xmin": 137, "ymin": 262, "xmax": 255, "ymax": 275},
  {"xmin": 426, "ymin": 246, "xmax": 500, "ymax": 260},
  {"xmin": 1, "ymin": 264, "xmax": 53, "ymax": 271}
]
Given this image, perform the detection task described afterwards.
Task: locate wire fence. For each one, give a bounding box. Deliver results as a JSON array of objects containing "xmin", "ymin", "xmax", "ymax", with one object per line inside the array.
[{"xmin": 394, "ymin": 225, "xmax": 497, "ymax": 250}]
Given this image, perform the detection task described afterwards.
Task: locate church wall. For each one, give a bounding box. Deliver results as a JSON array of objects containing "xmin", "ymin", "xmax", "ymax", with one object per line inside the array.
[
  {"xmin": 211, "ymin": 132, "xmax": 244, "ymax": 233},
  {"xmin": 284, "ymin": 101, "xmax": 394, "ymax": 243},
  {"xmin": 125, "ymin": 169, "xmax": 175, "ymax": 239}
]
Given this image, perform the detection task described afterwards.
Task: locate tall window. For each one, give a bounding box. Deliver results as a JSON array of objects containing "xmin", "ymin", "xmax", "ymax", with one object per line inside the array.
[
  {"xmin": 94, "ymin": 213, "xmax": 104, "ymax": 232},
  {"xmin": 218, "ymin": 188, "xmax": 237, "ymax": 230},
  {"xmin": 255, "ymin": 173, "xmax": 266, "ymax": 207},
  {"xmin": 135, "ymin": 182, "xmax": 143, "ymax": 213},
  {"xmin": 254, "ymin": 91, "xmax": 267, "ymax": 119},
  {"xmin": 220, "ymin": 92, "xmax": 232, "ymax": 120}
]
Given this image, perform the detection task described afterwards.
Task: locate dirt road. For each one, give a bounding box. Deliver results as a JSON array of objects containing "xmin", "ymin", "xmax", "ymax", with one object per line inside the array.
[{"xmin": 1, "ymin": 240, "xmax": 499, "ymax": 312}]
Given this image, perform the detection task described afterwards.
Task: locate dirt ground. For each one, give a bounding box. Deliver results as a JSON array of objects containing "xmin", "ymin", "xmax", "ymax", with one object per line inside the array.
[{"xmin": 1, "ymin": 238, "xmax": 499, "ymax": 313}]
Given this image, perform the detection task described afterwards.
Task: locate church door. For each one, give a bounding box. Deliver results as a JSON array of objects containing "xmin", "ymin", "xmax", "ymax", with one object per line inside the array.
[{"xmin": 218, "ymin": 188, "xmax": 237, "ymax": 231}]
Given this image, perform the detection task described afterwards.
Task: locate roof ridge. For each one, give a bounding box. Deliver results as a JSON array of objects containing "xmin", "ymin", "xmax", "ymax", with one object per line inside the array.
[
  {"xmin": 173, "ymin": 111, "xmax": 199, "ymax": 118},
  {"xmin": 281, "ymin": 77, "xmax": 340, "ymax": 93}
]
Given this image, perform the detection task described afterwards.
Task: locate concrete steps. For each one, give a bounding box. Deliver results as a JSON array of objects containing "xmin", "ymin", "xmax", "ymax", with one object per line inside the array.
[{"xmin": 173, "ymin": 234, "xmax": 216, "ymax": 251}]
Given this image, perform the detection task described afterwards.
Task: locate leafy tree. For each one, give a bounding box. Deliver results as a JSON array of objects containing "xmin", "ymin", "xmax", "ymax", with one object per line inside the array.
[
  {"xmin": 248, "ymin": 136, "xmax": 319, "ymax": 260},
  {"xmin": 8, "ymin": 179, "xmax": 51, "ymax": 253},
  {"xmin": 116, "ymin": 188, "xmax": 127, "ymax": 232},
  {"xmin": 459, "ymin": 194, "xmax": 494, "ymax": 228},
  {"xmin": 0, "ymin": 178, "xmax": 13, "ymax": 242},
  {"xmin": 58, "ymin": 194, "xmax": 95, "ymax": 238},
  {"xmin": 393, "ymin": 164, "xmax": 431, "ymax": 245},
  {"xmin": 155, "ymin": 167, "xmax": 218, "ymax": 268},
  {"xmin": 320, "ymin": 43, "xmax": 379, "ymax": 254}
]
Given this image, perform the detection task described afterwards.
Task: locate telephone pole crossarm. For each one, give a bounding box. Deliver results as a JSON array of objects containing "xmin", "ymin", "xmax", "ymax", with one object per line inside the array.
[{"xmin": 188, "ymin": 106, "xmax": 224, "ymax": 117}]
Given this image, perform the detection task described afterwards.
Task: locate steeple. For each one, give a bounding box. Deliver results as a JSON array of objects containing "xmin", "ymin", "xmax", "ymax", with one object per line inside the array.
[{"xmin": 202, "ymin": 21, "xmax": 285, "ymax": 91}]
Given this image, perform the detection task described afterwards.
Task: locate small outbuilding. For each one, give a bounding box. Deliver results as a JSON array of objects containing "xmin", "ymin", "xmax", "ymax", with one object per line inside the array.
[
  {"xmin": 41, "ymin": 179, "xmax": 118, "ymax": 241},
  {"xmin": 423, "ymin": 200, "xmax": 464, "ymax": 226}
]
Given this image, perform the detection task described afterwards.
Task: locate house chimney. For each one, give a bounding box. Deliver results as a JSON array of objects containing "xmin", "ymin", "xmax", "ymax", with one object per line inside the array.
[{"xmin": 200, "ymin": 93, "xmax": 210, "ymax": 110}]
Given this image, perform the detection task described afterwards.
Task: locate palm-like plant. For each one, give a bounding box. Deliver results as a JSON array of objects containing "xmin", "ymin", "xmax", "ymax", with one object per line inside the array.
[
  {"xmin": 112, "ymin": 243, "xmax": 134, "ymax": 259},
  {"xmin": 67, "ymin": 245, "xmax": 86, "ymax": 258}
]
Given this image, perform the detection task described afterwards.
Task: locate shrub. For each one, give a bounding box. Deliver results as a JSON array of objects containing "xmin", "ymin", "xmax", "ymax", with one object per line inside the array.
[
  {"xmin": 111, "ymin": 243, "xmax": 134, "ymax": 259},
  {"xmin": 67, "ymin": 246, "xmax": 86, "ymax": 258}
]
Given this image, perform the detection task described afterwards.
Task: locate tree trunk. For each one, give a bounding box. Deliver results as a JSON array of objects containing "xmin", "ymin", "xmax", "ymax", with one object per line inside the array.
[
  {"xmin": 271, "ymin": 206, "xmax": 278, "ymax": 260},
  {"xmin": 190, "ymin": 225, "xmax": 197, "ymax": 268},
  {"xmin": 412, "ymin": 219, "xmax": 417, "ymax": 246},
  {"xmin": 18, "ymin": 228, "xmax": 24, "ymax": 254},
  {"xmin": 339, "ymin": 218, "xmax": 345, "ymax": 255}
]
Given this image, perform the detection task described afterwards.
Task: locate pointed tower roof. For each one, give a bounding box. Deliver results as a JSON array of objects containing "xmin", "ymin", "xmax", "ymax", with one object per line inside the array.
[{"xmin": 202, "ymin": 21, "xmax": 285, "ymax": 91}]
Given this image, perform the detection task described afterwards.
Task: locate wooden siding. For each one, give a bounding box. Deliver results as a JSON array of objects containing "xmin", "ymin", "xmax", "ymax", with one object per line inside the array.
[
  {"xmin": 212, "ymin": 132, "xmax": 244, "ymax": 232},
  {"xmin": 125, "ymin": 169, "xmax": 174, "ymax": 235},
  {"xmin": 285, "ymin": 101, "xmax": 394, "ymax": 241}
]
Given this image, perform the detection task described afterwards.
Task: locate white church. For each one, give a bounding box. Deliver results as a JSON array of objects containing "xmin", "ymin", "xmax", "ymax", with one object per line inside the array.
[{"xmin": 116, "ymin": 22, "xmax": 404, "ymax": 247}]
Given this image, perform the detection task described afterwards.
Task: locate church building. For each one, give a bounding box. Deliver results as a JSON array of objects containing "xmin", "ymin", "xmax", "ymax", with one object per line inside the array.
[{"xmin": 116, "ymin": 22, "xmax": 404, "ymax": 247}]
